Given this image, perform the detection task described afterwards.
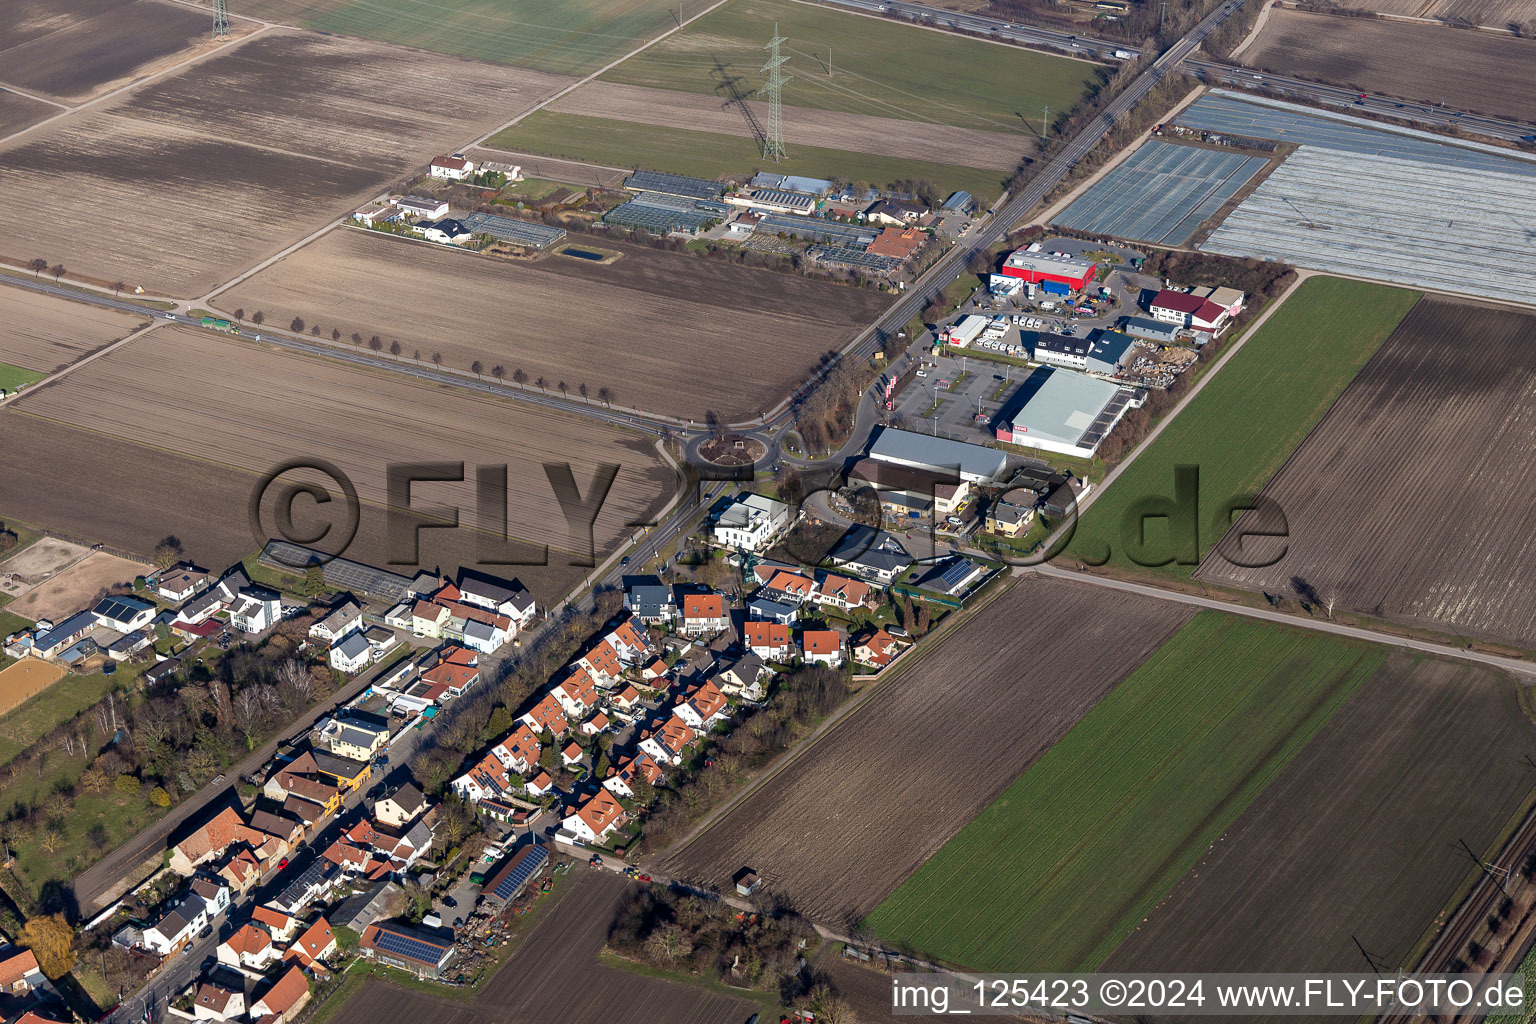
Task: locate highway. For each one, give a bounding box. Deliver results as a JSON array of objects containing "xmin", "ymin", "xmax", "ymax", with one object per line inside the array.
[{"xmin": 821, "ymin": 0, "xmax": 1536, "ymax": 143}]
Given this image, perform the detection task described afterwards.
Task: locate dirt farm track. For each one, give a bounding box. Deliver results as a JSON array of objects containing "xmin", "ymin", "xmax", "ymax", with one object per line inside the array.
[
  {"xmin": 660, "ymin": 576, "xmax": 1194, "ymax": 927},
  {"xmin": 1107, "ymin": 655, "xmax": 1536, "ymax": 974},
  {"xmin": 1198, "ymin": 298, "xmax": 1536, "ymax": 649},
  {"xmin": 334, "ymin": 871, "xmax": 754, "ymax": 1024},
  {"xmin": 1243, "ymin": 9, "xmax": 1536, "ymax": 122},
  {"xmin": 216, "ymin": 229, "xmax": 890, "ymax": 421},
  {"xmin": 0, "ymin": 30, "xmax": 571, "ymax": 296}
]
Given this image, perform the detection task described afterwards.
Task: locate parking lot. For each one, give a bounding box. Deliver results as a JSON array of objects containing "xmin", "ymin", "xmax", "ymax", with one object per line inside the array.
[{"xmin": 892, "ymin": 357, "xmax": 1023, "ymax": 445}]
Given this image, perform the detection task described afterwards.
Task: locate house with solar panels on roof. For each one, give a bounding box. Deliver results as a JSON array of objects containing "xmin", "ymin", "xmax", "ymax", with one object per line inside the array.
[{"xmin": 358, "ymin": 922, "xmax": 456, "ymax": 979}]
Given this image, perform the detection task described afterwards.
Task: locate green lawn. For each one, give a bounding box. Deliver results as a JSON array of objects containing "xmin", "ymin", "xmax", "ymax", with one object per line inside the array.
[
  {"xmin": 0, "ymin": 363, "xmax": 45, "ymax": 394},
  {"xmin": 864, "ymin": 612, "xmax": 1385, "ymax": 971},
  {"xmin": 1071, "ymin": 277, "xmax": 1421, "ymax": 573},
  {"xmin": 232, "ymin": 0, "xmax": 682, "ymax": 75},
  {"xmin": 487, "ymin": 111, "xmax": 1009, "ymax": 201},
  {"xmin": 601, "ymin": 0, "xmax": 1101, "ymax": 134},
  {"xmin": 0, "ymin": 664, "xmax": 143, "ymax": 791}
]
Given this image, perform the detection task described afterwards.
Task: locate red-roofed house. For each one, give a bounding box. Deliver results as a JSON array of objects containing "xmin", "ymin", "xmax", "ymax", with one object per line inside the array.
[
  {"xmin": 1149, "ymin": 289, "xmax": 1228, "ymax": 331},
  {"xmin": 251, "ymin": 905, "xmax": 299, "ymax": 943},
  {"xmin": 853, "ymin": 628, "xmax": 901, "ymax": 668},
  {"xmin": 561, "ymin": 742, "xmax": 584, "ymax": 767},
  {"xmin": 603, "ymin": 752, "xmax": 665, "ymax": 799},
  {"xmin": 760, "ymin": 569, "xmax": 818, "ymax": 604},
  {"xmin": 604, "ymin": 617, "xmax": 653, "ymax": 665},
  {"xmin": 816, "ymin": 574, "xmax": 874, "ymax": 612},
  {"xmin": 250, "ymin": 965, "xmax": 310, "ymax": 1024},
  {"xmin": 492, "ymin": 723, "xmax": 542, "ymax": 774},
  {"xmin": 518, "ymin": 693, "xmax": 570, "ymax": 737},
  {"xmin": 171, "ymin": 806, "xmax": 248, "ymax": 876},
  {"xmin": 801, "ymin": 629, "xmax": 844, "ymax": 667},
  {"xmin": 575, "ymin": 641, "xmax": 623, "ymax": 686},
  {"xmin": 674, "ymin": 680, "xmax": 729, "ymax": 731},
  {"xmin": 561, "ymin": 790, "xmax": 628, "ymax": 844},
  {"xmin": 744, "ymin": 621, "xmax": 792, "ymax": 662},
  {"xmin": 640, "ymin": 714, "xmax": 697, "ymax": 767},
  {"xmin": 217, "ymin": 923, "xmax": 279, "ymax": 970},
  {"xmin": 680, "ymin": 594, "xmax": 729, "ymax": 636},
  {"xmin": 0, "ymin": 949, "xmax": 44, "ymax": 996},
  {"xmin": 866, "ymin": 226, "xmax": 924, "ymax": 261},
  {"xmin": 551, "ymin": 668, "xmax": 601, "ymax": 718},
  {"xmin": 284, "ymin": 917, "xmax": 337, "ymax": 974},
  {"xmin": 579, "ymin": 711, "xmax": 610, "ymax": 737},
  {"xmin": 429, "ymin": 154, "xmax": 474, "ymax": 181}
]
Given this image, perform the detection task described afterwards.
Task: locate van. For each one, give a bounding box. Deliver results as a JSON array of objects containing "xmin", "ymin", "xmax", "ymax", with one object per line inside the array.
[{"xmin": 915, "ymin": 370, "xmax": 928, "ymax": 378}]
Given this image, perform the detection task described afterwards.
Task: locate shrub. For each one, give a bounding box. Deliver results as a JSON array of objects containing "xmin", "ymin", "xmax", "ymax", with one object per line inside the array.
[{"xmin": 114, "ymin": 774, "xmax": 141, "ymax": 795}]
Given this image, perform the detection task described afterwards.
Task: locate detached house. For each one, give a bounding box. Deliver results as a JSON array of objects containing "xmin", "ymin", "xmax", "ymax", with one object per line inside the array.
[
  {"xmin": 329, "ymin": 630, "xmax": 372, "ymax": 675},
  {"xmin": 561, "ymin": 790, "xmax": 628, "ymax": 845},
  {"xmin": 603, "ymin": 752, "xmax": 665, "ymax": 799},
  {"xmin": 551, "ymin": 668, "xmax": 601, "ymax": 719},
  {"xmin": 218, "ymin": 923, "xmax": 279, "ymax": 970},
  {"xmin": 624, "ymin": 582, "xmax": 677, "ymax": 625},
  {"xmin": 801, "ymin": 629, "xmax": 844, "ymax": 667},
  {"xmin": 250, "ymin": 965, "xmax": 310, "ymax": 1024},
  {"xmin": 519, "ymin": 693, "xmax": 570, "ymax": 737},
  {"xmin": 0, "ymin": 949, "xmax": 45, "ymax": 997},
  {"xmin": 639, "ymin": 715, "xmax": 696, "ymax": 767},
  {"xmin": 229, "ymin": 587, "xmax": 281, "ymax": 634},
  {"xmin": 853, "ymin": 627, "xmax": 902, "ymax": 669},
  {"xmin": 744, "ymin": 621, "xmax": 792, "ymax": 662},
  {"xmin": 429, "ymin": 154, "xmax": 475, "ymax": 180},
  {"xmin": 673, "ymin": 679, "xmax": 729, "ymax": 731},
  {"xmin": 456, "ymin": 571, "xmax": 536, "ymax": 629},
  {"xmin": 680, "ymin": 594, "xmax": 729, "ymax": 637},
  {"xmin": 157, "ymin": 569, "xmax": 209, "ymax": 603},
  {"xmin": 712, "ymin": 493, "xmax": 791, "ymax": 552},
  {"xmin": 284, "ymin": 917, "xmax": 337, "ymax": 975},
  {"xmin": 309, "ymin": 600, "xmax": 362, "ymax": 643},
  {"xmin": 816, "ymin": 574, "xmax": 874, "ymax": 613}
]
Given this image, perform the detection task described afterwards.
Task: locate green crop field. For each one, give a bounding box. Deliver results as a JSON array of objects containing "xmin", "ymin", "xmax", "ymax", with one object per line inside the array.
[
  {"xmin": 863, "ymin": 612, "xmax": 1385, "ymax": 971},
  {"xmin": 0, "ymin": 362, "xmax": 45, "ymax": 394},
  {"xmin": 228, "ymin": 0, "xmax": 681, "ymax": 75},
  {"xmin": 1071, "ymin": 276, "xmax": 1421, "ymax": 574},
  {"xmin": 600, "ymin": 0, "xmax": 1102, "ymax": 133},
  {"xmin": 487, "ymin": 111, "xmax": 1008, "ymax": 200}
]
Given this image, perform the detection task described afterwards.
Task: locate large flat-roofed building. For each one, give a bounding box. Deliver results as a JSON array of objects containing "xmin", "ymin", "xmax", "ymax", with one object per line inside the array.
[
  {"xmin": 997, "ymin": 248, "xmax": 1098, "ymax": 291},
  {"xmin": 461, "ymin": 212, "xmax": 566, "ymax": 250},
  {"xmin": 1149, "ymin": 289, "xmax": 1229, "ymax": 331},
  {"xmin": 624, "ymin": 169, "xmax": 724, "ymax": 200},
  {"xmin": 995, "ymin": 367, "xmax": 1140, "ymax": 459},
  {"xmin": 867, "ymin": 426, "xmax": 1007, "ymax": 484}
]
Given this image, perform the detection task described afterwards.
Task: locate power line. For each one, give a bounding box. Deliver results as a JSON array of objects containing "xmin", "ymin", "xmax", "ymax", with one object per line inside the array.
[
  {"xmin": 759, "ymin": 22, "xmax": 792, "ymax": 162},
  {"xmin": 213, "ymin": 0, "xmax": 230, "ymax": 39}
]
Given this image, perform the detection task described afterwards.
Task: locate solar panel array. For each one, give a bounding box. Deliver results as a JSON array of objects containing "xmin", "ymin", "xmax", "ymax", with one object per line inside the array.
[
  {"xmin": 490, "ymin": 845, "xmax": 548, "ymax": 901},
  {"xmin": 1052, "ymin": 141, "xmax": 1267, "ymax": 245},
  {"xmin": 1175, "ymin": 92, "xmax": 1536, "ymax": 177},
  {"xmin": 461, "ymin": 212, "xmax": 567, "ymax": 249},
  {"xmin": 624, "ymin": 169, "xmax": 725, "ymax": 200},
  {"xmin": 809, "ymin": 245, "xmax": 903, "ymax": 273},
  {"xmin": 1079, "ymin": 387, "xmax": 1136, "ymax": 450},
  {"xmin": 373, "ymin": 928, "xmax": 448, "ymax": 965},
  {"xmin": 937, "ymin": 559, "xmax": 979, "ymax": 593}
]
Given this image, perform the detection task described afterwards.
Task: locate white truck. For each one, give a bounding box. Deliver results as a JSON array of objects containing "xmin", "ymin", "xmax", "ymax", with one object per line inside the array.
[{"xmin": 1113, "ymin": 48, "xmax": 1134, "ymax": 59}]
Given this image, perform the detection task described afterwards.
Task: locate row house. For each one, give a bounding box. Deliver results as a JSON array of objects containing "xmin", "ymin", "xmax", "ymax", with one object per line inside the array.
[
  {"xmin": 519, "ymin": 692, "xmax": 570, "ymax": 737},
  {"xmin": 602, "ymin": 751, "xmax": 666, "ymax": 799},
  {"xmin": 639, "ymin": 714, "xmax": 697, "ymax": 768},
  {"xmin": 561, "ymin": 790, "xmax": 628, "ymax": 845},
  {"xmin": 551, "ymin": 668, "xmax": 602, "ymax": 719},
  {"xmin": 744, "ymin": 621, "xmax": 792, "ymax": 663},
  {"xmin": 673, "ymin": 680, "xmax": 729, "ymax": 732}
]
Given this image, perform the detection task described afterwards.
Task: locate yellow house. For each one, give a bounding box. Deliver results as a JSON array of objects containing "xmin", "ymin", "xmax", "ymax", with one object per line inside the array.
[
  {"xmin": 987, "ymin": 501, "xmax": 1034, "ymax": 538},
  {"xmin": 310, "ymin": 750, "xmax": 371, "ymax": 793}
]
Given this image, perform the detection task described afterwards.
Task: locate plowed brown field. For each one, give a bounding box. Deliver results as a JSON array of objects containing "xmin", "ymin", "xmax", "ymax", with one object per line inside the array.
[
  {"xmin": 660, "ymin": 575, "xmax": 1194, "ymax": 927},
  {"xmin": 1196, "ymin": 298, "xmax": 1536, "ymax": 648},
  {"xmin": 216, "ymin": 228, "xmax": 888, "ymax": 421},
  {"xmin": 0, "ymin": 88, "xmax": 55, "ymax": 139},
  {"xmin": 1310, "ymin": 0, "xmax": 1536, "ymax": 26},
  {"xmin": 1106, "ymin": 654, "xmax": 1536, "ymax": 974},
  {"xmin": 1244, "ymin": 9, "xmax": 1536, "ymax": 120},
  {"xmin": 0, "ymin": 284, "xmax": 149, "ymax": 372},
  {"xmin": 0, "ymin": 0, "xmax": 217, "ymax": 103},
  {"xmin": 0, "ymin": 31, "xmax": 572, "ymax": 296},
  {"xmin": 16, "ymin": 327, "xmax": 671, "ymax": 564}
]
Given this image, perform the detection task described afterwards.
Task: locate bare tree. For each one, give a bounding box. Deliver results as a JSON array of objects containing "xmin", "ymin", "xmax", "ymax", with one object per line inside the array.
[
  {"xmin": 471, "ymin": 360, "xmax": 484, "ymax": 378},
  {"xmin": 112, "ymin": 281, "xmax": 125, "ymax": 297},
  {"xmin": 534, "ymin": 376, "xmax": 547, "ymax": 393},
  {"xmin": 512, "ymin": 368, "xmax": 527, "ymax": 390},
  {"xmin": 492, "ymin": 365, "xmax": 504, "ymax": 385},
  {"xmin": 390, "ymin": 340, "xmax": 402, "ymax": 359},
  {"xmin": 432, "ymin": 352, "xmax": 443, "ymax": 366},
  {"xmin": 48, "ymin": 264, "xmax": 65, "ymax": 282},
  {"xmin": 369, "ymin": 337, "xmax": 383, "ymax": 354},
  {"xmin": 310, "ymin": 324, "xmax": 321, "ymax": 337},
  {"xmin": 557, "ymin": 381, "xmax": 567, "ymax": 399},
  {"xmin": 351, "ymin": 332, "xmax": 363, "ymax": 345},
  {"xmin": 578, "ymin": 382, "xmax": 588, "ymax": 403},
  {"xmin": 331, "ymin": 327, "xmax": 341, "ymax": 341},
  {"xmin": 28, "ymin": 258, "xmax": 47, "ymax": 278},
  {"xmin": 252, "ymin": 310, "xmax": 265, "ymax": 325},
  {"xmin": 598, "ymin": 386, "xmax": 612, "ymax": 407},
  {"xmin": 290, "ymin": 316, "xmax": 305, "ymax": 333}
]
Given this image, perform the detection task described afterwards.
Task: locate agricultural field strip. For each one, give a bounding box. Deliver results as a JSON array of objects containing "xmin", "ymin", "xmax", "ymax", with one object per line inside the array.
[
  {"xmin": 660, "ymin": 575, "xmax": 1195, "ymax": 927},
  {"xmin": 1106, "ymin": 655, "xmax": 1536, "ymax": 974},
  {"xmin": 1196, "ymin": 299, "xmax": 1536, "ymax": 649},
  {"xmin": 0, "ymin": 284, "xmax": 150, "ymax": 373},
  {"xmin": 213, "ymin": 228, "xmax": 884, "ymax": 422},
  {"xmin": 1051, "ymin": 139, "xmax": 1266, "ymax": 244},
  {"xmin": 597, "ymin": 0, "xmax": 1099, "ymax": 134},
  {"xmin": 864, "ymin": 612, "xmax": 1387, "ymax": 972},
  {"xmin": 13, "ymin": 328, "xmax": 668, "ymax": 555},
  {"xmin": 1241, "ymin": 8, "xmax": 1536, "ymax": 124},
  {"xmin": 1175, "ymin": 92, "xmax": 1536, "ymax": 175},
  {"xmin": 547, "ymin": 80, "xmax": 1028, "ymax": 170},
  {"xmin": 1201, "ymin": 147, "xmax": 1536, "ymax": 306},
  {"xmin": 1071, "ymin": 276, "xmax": 1422, "ymax": 575},
  {"xmin": 0, "ymin": 31, "xmax": 574, "ymax": 296},
  {"xmin": 1304, "ymin": 0, "xmax": 1536, "ymax": 25}
]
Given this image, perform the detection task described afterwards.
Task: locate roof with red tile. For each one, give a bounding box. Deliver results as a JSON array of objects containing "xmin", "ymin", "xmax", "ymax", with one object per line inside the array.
[{"xmin": 682, "ymin": 594, "xmax": 724, "ymax": 619}]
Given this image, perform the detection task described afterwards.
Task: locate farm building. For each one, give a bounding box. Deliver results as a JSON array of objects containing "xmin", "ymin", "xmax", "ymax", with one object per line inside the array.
[
  {"xmin": 941, "ymin": 191, "xmax": 977, "ymax": 214},
  {"xmin": 393, "ymin": 196, "xmax": 449, "ymax": 220},
  {"xmin": 1031, "ymin": 332, "xmax": 1091, "ymax": 371},
  {"xmin": 481, "ymin": 843, "xmax": 549, "ymax": 906},
  {"xmin": 751, "ymin": 172, "xmax": 833, "ymax": 196},
  {"xmin": 848, "ymin": 457, "xmax": 970, "ymax": 515},
  {"xmin": 995, "ymin": 367, "xmax": 1140, "ymax": 458},
  {"xmin": 868, "ymin": 426, "xmax": 1007, "ymax": 483},
  {"xmin": 1149, "ymin": 289, "xmax": 1229, "ymax": 331},
  {"xmin": 358, "ymin": 923, "xmax": 455, "ymax": 978},
  {"xmin": 727, "ymin": 189, "xmax": 815, "ymax": 215},
  {"xmin": 998, "ymin": 248, "xmax": 1098, "ymax": 292},
  {"xmin": 624, "ymin": 169, "xmax": 724, "ymax": 200},
  {"xmin": 755, "ymin": 214, "xmax": 876, "ymax": 247},
  {"xmin": 867, "ymin": 227, "xmax": 924, "ymax": 261},
  {"xmin": 352, "ymin": 203, "xmax": 399, "ymax": 227},
  {"xmin": 461, "ymin": 212, "xmax": 566, "ymax": 250},
  {"xmin": 428, "ymin": 155, "xmax": 474, "ymax": 181},
  {"xmin": 808, "ymin": 245, "xmax": 903, "ymax": 275}
]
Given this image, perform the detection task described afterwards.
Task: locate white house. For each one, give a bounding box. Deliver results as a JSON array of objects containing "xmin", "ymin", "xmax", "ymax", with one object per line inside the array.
[
  {"xmin": 638, "ymin": 715, "xmax": 696, "ymax": 767},
  {"xmin": 456, "ymin": 573, "xmax": 536, "ymax": 628},
  {"xmin": 712, "ymin": 494, "xmax": 791, "ymax": 552},
  {"xmin": 329, "ymin": 631, "xmax": 372, "ymax": 675},
  {"xmin": 420, "ymin": 218, "xmax": 473, "ymax": 244},
  {"xmin": 191, "ymin": 875, "xmax": 232, "ymax": 919},
  {"xmin": 157, "ymin": 570, "xmax": 208, "ymax": 603},
  {"xmin": 800, "ymin": 629, "xmax": 844, "ymax": 667},
  {"xmin": 560, "ymin": 790, "xmax": 628, "ymax": 844},
  {"xmin": 429, "ymin": 154, "xmax": 475, "ymax": 180},
  {"xmin": 309, "ymin": 601, "xmax": 362, "ymax": 643},
  {"xmin": 228, "ymin": 588, "xmax": 281, "ymax": 633},
  {"xmin": 189, "ymin": 982, "xmax": 245, "ymax": 1022},
  {"xmin": 218, "ymin": 923, "xmax": 280, "ymax": 970},
  {"xmin": 1148, "ymin": 289, "xmax": 1229, "ymax": 331},
  {"xmin": 393, "ymin": 195, "xmax": 449, "ymax": 220},
  {"xmin": 142, "ymin": 899, "xmax": 209, "ymax": 956},
  {"xmin": 93, "ymin": 594, "xmax": 156, "ymax": 633},
  {"xmin": 679, "ymin": 593, "xmax": 730, "ymax": 637}
]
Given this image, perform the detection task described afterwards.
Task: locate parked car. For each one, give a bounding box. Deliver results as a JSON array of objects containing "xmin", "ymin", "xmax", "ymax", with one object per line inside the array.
[{"xmin": 443, "ymin": 896, "xmax": 457, "ymax": 908}]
